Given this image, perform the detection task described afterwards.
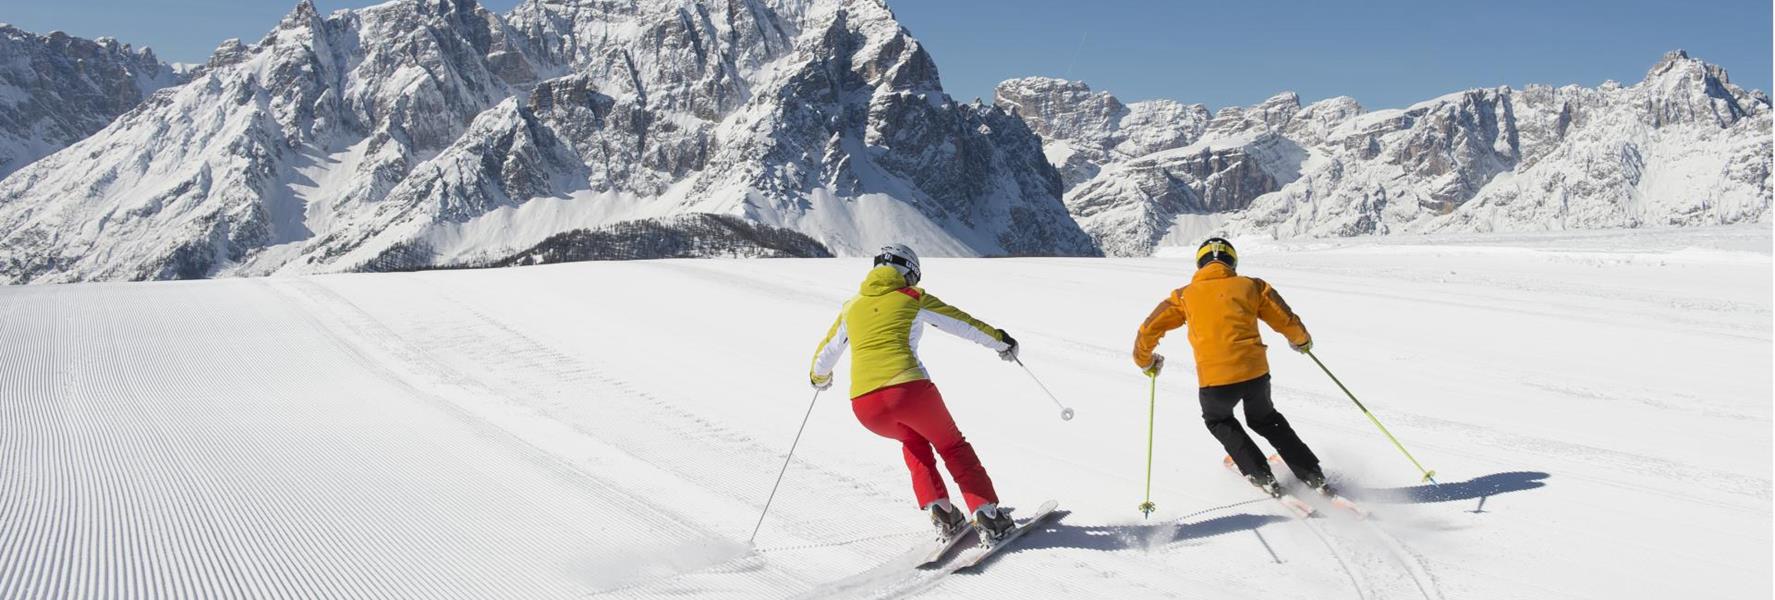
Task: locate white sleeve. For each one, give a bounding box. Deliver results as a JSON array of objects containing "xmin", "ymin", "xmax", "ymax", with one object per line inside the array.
[
  {"xmin": 812, "ymin": 319, "xmax": 848, "ymax": 377},
  {"xmin": 916, "ymin": 309, "xmax": 1009, "ymax": 352}
]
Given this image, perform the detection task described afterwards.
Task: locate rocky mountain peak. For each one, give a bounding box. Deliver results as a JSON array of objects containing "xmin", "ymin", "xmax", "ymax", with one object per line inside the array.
[
  {"xmin": 1642, "ymin": 48, "xmax": 1744, "ymax": 96},
  {"xmin": 0, "ymin": 25, "xmax": 185, "ymax": 178},
  {"xmin": 1637, "ymin": 48, "xmax": 1764, "ymax": 128},
  {"xmin": 1206, "ymin": 91, "xmax": 1302, "ymax": 136},
  {"xmin": 994, "ymin": 76, "xmax": 1209, "ymax": 191},
  {"xmin": 994, "ymin": 78, "xmax": 1128, "ymax": 148},
  {"xmin": 1646, "ymin": 49, "xmax": 1695, "ymax": 78},
  {"xmin": 1002, "ymin": 50, "xmax": 1768, "ymax": 254},
  {"xmin": 207, "ymin": 39, "xmax": 250, "ymax": 69},
  {"xmin": 279, "ymin": 0, "xmax": 322, "ymax": 30}
]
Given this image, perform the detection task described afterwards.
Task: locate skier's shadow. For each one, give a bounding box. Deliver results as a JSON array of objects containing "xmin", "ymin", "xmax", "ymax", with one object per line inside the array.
[
  {"xmin": 999, "ymin": 506, "xmax": 1293, "ymax": 557},
  {"xmin": 1000, "ymin": 472, "xmax": 1551, "ymax": 558},
  {"xmin": 1346, "ymin": 471, "xmax": 1550, "ymax": 506}
]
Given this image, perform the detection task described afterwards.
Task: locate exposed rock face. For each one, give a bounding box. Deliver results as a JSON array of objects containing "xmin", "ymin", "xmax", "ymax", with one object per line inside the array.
[
  {"xmin": 996, "ymin": 77, "xmax": 1209, "ymax": 190},
  {"xmin": 1064, "ymin": 132, "xmax": 1302, "ymax": 256},
  {"xmin": 1422, "ymin": 52, "xmax": 1772, "ymax": 234},
  {"xmin": 0, "ymin": 25, "xmax": 184, "ymax": 178},
  {"xmin": 1, "ymin": 0, "xmax": 534, "ymax": 282},
  {"xmin": 1000, "ymin": 51, "xmax": 1771, "ymax": 255},
  {"xmin": 0, "ymin": 0, "xmax": 1094, "ymax": 284}
]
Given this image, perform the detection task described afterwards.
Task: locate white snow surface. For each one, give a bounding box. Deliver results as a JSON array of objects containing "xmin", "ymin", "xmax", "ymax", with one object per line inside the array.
[{"xmin": 0, "ymin": 227, "xmax": 1768, "ymax": 598}]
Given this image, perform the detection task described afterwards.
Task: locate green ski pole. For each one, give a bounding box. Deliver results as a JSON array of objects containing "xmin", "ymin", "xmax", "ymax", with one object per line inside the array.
[
  {"xmin": 1138, "ymin": 372, "xmax": 1159, "ymax": 518},
  {"xmin": 1305, "ymin": 350, "xmax": 1439, "ymax": 484}
]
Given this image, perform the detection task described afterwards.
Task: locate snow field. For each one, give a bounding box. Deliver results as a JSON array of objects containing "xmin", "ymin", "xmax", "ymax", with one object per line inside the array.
[{"xmin": 0, "ymin": 226, "xmax": 1768, "ymax": 598}]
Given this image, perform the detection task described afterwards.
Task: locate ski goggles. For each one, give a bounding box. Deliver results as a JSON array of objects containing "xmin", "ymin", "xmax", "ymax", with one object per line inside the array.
[
  {"xmin": 873, "ymin": 253, "xmax": 920, "ymax": 285},
  {"xmin": 1196, "ymin": 240, "xmax": 1237, "ymax": 269}
]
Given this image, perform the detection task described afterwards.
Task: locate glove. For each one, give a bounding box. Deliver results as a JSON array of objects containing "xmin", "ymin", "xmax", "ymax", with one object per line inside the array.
[
  {"xmin": 810, "ymin": 373, "xmax": 833, "ymax": 391},
  {"xmin": 996, "ymin": 329, "xmax": 1020, "ymax": 362},
  {"xmin": 1143, "ymin": 353, "xmax": 1165, "ymax": 377},
  {"xmin": 1291, "ymin": 338, "xmax": 1313, "ymax": 353}
]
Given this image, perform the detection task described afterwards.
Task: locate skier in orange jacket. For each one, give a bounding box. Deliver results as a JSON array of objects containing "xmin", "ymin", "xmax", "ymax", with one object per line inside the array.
[{"xmin": 1131, "ymin": 237, "xmax": 1334, "ymax": 497}]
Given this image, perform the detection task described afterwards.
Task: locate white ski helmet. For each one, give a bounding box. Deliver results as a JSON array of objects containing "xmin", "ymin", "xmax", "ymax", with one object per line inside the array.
[{"xmin": 873, "ymin": 243, "xmax": 922, "ymax": 286}]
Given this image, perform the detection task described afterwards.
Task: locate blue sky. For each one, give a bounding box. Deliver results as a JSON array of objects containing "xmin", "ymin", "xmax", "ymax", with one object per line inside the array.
[{"xmin": 5, "ymin": 0, "xmax": 1769, "ymax": 110}]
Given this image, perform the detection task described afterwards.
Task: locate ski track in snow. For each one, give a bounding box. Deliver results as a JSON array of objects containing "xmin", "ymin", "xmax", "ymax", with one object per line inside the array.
[{"xmin": 0, "ymin": 227, "xmax": 1768, "ymax": 598}]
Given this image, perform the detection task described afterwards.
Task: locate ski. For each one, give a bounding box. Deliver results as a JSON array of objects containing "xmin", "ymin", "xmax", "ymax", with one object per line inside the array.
[
  {"xmin": 1223, "ymin": 455, "xmax": 1316, "ymax": 518},
  {"xmin": 916, "ymin": 527, "xmax": 977, "ymax": 568},
  {"xmin": 1323, "ymin": 495, "xmax": 1371, "ymax": 519},
  {"xmin": 1269, "ymin": 489, "xmax": 1318, "ymax": 519},
  {"xmin": 950, "ymin": 500, "xmax": 1061, "ymax": 572},
  {"xmin": 1265, "ymin": 455, "xmax": 1371, "ymax": 519}
]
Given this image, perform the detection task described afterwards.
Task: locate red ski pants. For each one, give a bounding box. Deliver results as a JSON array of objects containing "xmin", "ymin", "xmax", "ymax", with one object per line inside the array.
[{"xmin": 851, "ymin": 379, "xmax": 998, "ymax": 511}]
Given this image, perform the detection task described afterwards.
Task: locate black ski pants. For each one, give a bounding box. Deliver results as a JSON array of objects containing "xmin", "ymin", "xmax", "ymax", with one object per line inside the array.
[{"xmin": 1200, "ymin": 373, "xmax": 1321, "ymax": 481}]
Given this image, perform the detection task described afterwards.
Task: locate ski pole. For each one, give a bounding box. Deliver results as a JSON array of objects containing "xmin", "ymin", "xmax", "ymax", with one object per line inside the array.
[
  {"xmin": 748, "ymin": 389, "xmax": 822, "ymax": 544},
  {"xmin": 1305, "ymin": 350, "xmax": 1439, "ymax": 485},
  {"xmin": 1013, "ymin": 356, "xmax": 1075, "ymax": 421},
  {"xmin": 1138, "ymin": 372, "xmax": 1158, "ymax": 518}
]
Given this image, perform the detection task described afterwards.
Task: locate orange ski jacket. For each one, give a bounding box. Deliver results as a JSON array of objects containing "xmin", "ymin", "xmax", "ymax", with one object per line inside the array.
[{"xmin": 1132, "ymin": 262, "xmax": 1311, "ymax": 387}]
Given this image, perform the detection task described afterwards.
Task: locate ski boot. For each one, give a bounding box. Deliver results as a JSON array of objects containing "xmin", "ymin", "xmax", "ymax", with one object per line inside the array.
[
  {"xmin": 925, "ymin": 500, "xmax": 968, "ymax": 542},
  {"xmin": 971, "ymin": 504, "xmax": 1015, "ymax": 548},
  {"xmin": 1245, "ymin": 474, "xmax": 1285, "ymax": 499},
  {"xmin": 1301, "ymin": 472, "xmax": 1337, "ymax": 498}
]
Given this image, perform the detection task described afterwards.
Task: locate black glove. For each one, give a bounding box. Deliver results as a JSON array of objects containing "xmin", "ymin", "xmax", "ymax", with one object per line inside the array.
[{"xmin": 997, "ymin": 329, "xmax": 1020, "ymax": 362}]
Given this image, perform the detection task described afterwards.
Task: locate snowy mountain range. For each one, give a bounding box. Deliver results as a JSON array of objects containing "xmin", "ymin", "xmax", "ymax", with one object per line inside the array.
[
  {"xmin": 998, "ymin": 51, "xmax": 1772, "ymax": 256},
  {"xmin": 0, "ymin": 0, "xmax": 1091, "ymax": 284},
  {"xmin": 0, "ymin": 4, "xmax": 1768, "ymax": 282},
  {"xmin": 0, "ymin": 24, "xmax": 185, "ymax": 179}
]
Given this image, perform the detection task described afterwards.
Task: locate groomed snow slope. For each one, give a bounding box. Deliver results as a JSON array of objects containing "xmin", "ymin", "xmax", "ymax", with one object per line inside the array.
[{"xmin": 1, "ymin": 227, "xmax": 1768, "ymax": 599}]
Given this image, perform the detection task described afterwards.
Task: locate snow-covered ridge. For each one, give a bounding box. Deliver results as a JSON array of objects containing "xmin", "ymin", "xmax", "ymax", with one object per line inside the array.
[
  {"xmin": 999, "ymin": 50, "xmax": 1772, "ymax": 256},
  {"xmin": 0, "ymin": 24, "xmax": 185, "ymax": 179},
  {"xmin": 0, "ymin": 0, "xmax": 1094, "ymax": 284}
]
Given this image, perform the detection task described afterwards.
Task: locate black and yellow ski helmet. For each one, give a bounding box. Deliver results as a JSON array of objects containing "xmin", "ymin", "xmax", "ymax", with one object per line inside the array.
[{"xmin": 1196, "ymin": 237, "xmax": 1237, "ymax": 270}]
